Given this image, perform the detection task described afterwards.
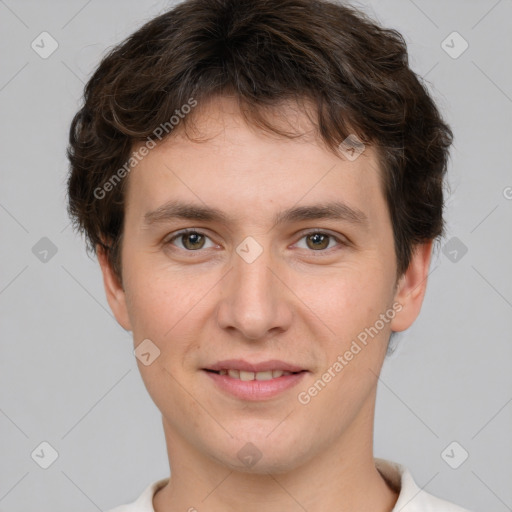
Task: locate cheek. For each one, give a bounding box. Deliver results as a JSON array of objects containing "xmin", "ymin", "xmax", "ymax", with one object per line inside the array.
[
  {"xmin": 296, "ymin": 272, "xmax": 392, "ymax": 426},
  {"xmin": 123, "ymin": 280, "xmax": 169, "ymax": 339},
  {"xmin": 125, "ymin": 272, "xmax": 203, "ymax": 407},
  {"xmin": 304, "ymin": 266, "xmax": 390, "ymax": 340},
  {"xmin": 123, "ymin": 255, "xmax": 199, "ymax": 337},
  {"xmin": 124, "ymin": 267, "xmax": 209, "ymax": 377}
]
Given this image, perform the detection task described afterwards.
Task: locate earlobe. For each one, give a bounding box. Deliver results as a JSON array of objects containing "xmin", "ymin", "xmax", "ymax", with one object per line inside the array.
[
  {"xmin": 390, "ymin": 241, "xmax": 434, "ymax": 333},
  {"xmin": 97, "ymin": 244, "xmax": 132, "ymax": 332}
]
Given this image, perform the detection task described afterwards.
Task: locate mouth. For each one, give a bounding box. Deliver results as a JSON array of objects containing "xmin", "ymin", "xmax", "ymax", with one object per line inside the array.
[
  {"xmin": 203, "ymin": 368, "xmax": 305, "ymax": 381},
  {"xmin": 202, "ymin": 360, "xmax": 308, "ymax": 400}
]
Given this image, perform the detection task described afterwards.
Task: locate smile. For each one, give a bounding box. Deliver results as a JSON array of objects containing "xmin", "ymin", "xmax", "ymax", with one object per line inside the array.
[
  {"xmin": 210, "ymin": 369, "xmax": 298, "ymax": 380},
  {"xmin": 203, "ymin": 369, "xmax": 307, "ymax": 400}
]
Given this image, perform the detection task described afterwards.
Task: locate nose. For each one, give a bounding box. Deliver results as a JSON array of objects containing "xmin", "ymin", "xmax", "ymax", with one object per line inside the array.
[{"xmin": 215, "ymin": 243, "xmax": 293, "ymax": 341}]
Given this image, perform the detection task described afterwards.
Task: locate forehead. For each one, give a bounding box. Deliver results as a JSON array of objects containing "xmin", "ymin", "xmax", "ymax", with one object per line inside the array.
[{"xmin": 124, "ymin": 96, "xmax": 386, "ymax": 229}]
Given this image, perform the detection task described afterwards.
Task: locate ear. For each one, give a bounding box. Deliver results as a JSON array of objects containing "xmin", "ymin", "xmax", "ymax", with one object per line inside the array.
[
  {"xmin": 390, "ymin": 241, "xmax": 433, "ymax": 332},
  {"xmin": 97, "ymin": 244, "xmax": 132, "ymax": 332}
]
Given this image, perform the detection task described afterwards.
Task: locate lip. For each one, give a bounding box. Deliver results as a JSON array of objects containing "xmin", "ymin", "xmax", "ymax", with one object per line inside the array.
[
  {"xmin": 205, "ymin": 359, "xmax": 305, "ymax": 373},
  {"xmin": 203, "ymin": 369, "xmax": 308, "ymax": 401}
]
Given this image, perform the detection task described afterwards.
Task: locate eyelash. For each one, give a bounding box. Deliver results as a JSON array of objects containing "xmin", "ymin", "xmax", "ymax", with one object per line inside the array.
[{"xmin": 163, "ymin": 228, "xmax": 348, "ymax": 255}]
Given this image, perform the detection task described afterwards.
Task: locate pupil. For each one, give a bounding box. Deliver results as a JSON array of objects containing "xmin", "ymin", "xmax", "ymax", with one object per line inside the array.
[
  {"xmin": 308, "ymin": 233, "xmax": 328, "ymax": 250},
  {"xmin": 185, "ymin": 233, "xmax": 204, "ymax": 249}
]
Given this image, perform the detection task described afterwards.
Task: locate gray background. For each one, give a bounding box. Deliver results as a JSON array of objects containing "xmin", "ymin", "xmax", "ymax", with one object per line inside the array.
[{"xmin": 1, "ymin": 0, "xmax": 511, "ymax": 511}]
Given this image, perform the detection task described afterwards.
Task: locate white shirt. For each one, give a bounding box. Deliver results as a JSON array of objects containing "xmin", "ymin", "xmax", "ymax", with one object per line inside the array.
[{"xmin": 106, "ymin": 458, "xmax": 472, "ymax": 512}]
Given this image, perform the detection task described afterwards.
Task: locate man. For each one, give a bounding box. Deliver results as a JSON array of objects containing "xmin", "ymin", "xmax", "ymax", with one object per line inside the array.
[{"xmin": 66, "ymin": 0, "xmax": 472, "ymax": 510}]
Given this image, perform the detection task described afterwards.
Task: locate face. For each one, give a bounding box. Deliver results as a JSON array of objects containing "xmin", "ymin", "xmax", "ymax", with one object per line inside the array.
[{"xmin": 99, "ymin": 96, "xmax": 431, "ymax": 473}]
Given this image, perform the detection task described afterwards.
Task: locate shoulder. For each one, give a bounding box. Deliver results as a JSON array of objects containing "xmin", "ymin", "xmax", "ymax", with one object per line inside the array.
[
  {"xmin": 104, "ymin": 478, "xmax": 169, "ymax": 512},
  {"xmin": 375, "ymin": 458, "xmax": 474, "ymax": 512}
]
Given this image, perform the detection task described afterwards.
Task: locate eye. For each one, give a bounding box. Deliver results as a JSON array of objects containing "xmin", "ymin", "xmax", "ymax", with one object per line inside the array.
[
  {"xmin": 294, "ymin": 231, "xmax": 346, "ymax": 252},
  {"xmin": 163, "ymin": 229, "xmax": 347, "ymax": 254},
  {"xmin": 164, "ymin": 229, "xmax": 216, "ymax": 251}
]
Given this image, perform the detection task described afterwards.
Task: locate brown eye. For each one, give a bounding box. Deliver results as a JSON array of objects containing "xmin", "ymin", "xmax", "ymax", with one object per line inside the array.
[
  {"xmin": 166, "ymin": 230, "xmax": 214, "ymax": 251},
  {"xmin": 181, "ymin": 232, "xmax": 205, "ymax": 250},
  {"xmin": 295, "ymin": 231, "xmax": 346, "ymax": 252},
  {"xmin": 305, "ymin": 232, "xmax": 330, "ymax": 250}
]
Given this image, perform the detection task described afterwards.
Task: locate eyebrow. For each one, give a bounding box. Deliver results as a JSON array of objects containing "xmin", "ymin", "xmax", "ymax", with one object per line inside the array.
[{"xmin": 143, "ymin": 199, "xmax": 369, "ymax": 229}]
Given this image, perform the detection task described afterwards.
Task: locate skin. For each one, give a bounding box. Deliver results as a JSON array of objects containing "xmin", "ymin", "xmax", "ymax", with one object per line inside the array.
[{"xmin": 97, "ymin": 96, "xmax": 433, "ymax": 512}]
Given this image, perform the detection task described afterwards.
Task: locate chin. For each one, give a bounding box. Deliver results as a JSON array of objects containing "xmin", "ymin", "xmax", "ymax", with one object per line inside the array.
[{"xmin": 206, "ymin": 434, "xmax": 311, "ymax": 475}]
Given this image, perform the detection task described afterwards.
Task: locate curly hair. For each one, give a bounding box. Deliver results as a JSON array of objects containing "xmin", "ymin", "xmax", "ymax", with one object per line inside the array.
[{"xmin": 66, "ymin": 0, "xmax": 453, "ymax": 285}]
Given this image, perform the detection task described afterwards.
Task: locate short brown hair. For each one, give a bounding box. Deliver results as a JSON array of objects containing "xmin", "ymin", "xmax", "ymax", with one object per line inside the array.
[{"xmin": 67, "ymin": 0, "xmax": 453, "ymax": 285}]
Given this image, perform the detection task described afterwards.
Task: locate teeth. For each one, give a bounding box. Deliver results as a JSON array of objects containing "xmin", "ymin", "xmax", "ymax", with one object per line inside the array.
[
  {"xmin": 239, "ymin": 370, "xmax": 255, "ymax": 381},
  {"xmin": 255, "ymin": 370, "xmax": 273, "ymax": 381},
  {"xmin": 218, "ymin": 369, "xmax": 295, "ymax": 380},
  {"xmin": 228, "ymin": 369, "xmax": 240, "ymax": 379}
]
